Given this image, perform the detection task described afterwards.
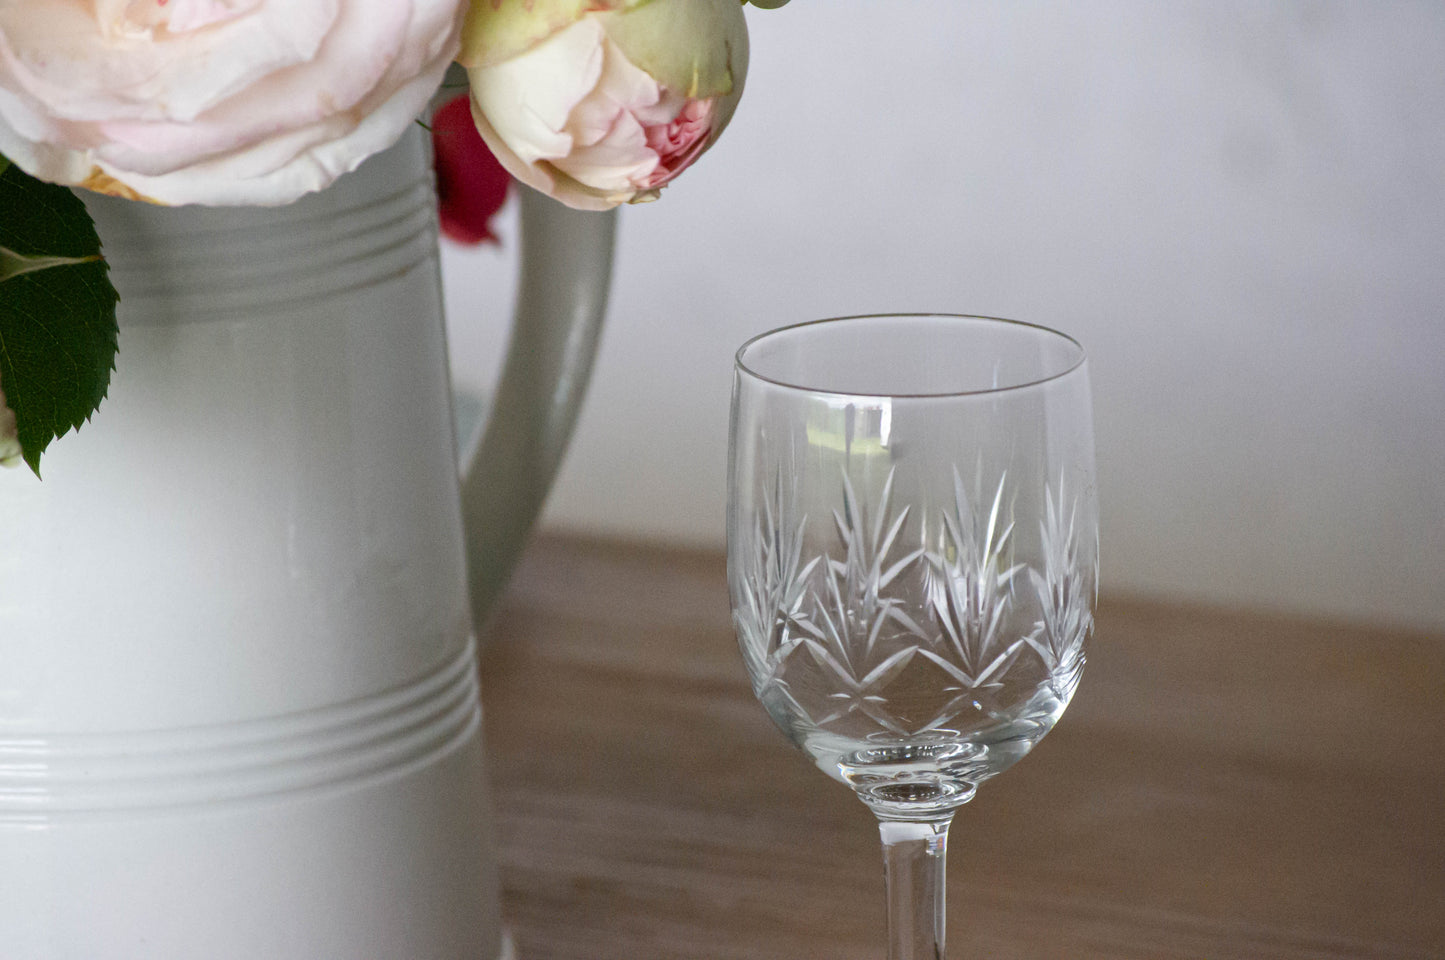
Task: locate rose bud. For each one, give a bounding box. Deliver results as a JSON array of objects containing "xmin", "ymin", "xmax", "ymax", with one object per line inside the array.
[
  {"xmin": 0, "ymin": 0, "xmax": 466, "ymax": 206},
  {"xmin": 459, "ymin": 0, "xmax": 748, "ymax": 211}
]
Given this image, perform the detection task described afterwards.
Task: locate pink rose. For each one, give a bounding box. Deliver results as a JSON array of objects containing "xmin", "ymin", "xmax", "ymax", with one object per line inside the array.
[
  {"xmin": 0, "ymin": 0, "xmax": 466, "ymax": 205},
  {"xmin": 460, "ymin": 0, "xmax": 748, "ymax": 211}
]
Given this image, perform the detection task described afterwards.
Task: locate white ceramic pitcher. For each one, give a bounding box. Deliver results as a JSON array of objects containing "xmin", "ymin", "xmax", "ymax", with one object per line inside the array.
[{"xmin": 0, "ymin": 125, "xmax": 614, "ymax": 959}]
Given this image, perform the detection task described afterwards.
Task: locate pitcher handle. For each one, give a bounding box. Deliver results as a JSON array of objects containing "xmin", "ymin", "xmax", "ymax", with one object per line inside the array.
[{"xmin": 457, "ymin": 189, "xmax": 617, "ymax": 631}]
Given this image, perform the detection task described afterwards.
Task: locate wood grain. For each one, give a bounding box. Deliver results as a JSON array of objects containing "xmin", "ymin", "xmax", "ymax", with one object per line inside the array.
[{"xmin": 480, "ymin": 535, "xmax": 1445, "ymax": 960}]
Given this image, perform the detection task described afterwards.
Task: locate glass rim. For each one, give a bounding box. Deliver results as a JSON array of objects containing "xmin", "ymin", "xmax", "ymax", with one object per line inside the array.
[{"xmin": 734, "ymin": 313, "xmax": 1088, "ymax": 400}]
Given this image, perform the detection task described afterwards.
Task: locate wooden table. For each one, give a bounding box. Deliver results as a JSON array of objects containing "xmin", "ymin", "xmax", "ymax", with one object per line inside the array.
[{"xmin": 479, "ymin": 536, "xmax": 1445, "ymax": 960}]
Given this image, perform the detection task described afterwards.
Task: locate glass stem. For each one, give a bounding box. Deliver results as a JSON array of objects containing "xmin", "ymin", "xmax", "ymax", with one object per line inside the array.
[{"xmin": 878, "ymin": 815, "xmax": 953, "ymax": 960}]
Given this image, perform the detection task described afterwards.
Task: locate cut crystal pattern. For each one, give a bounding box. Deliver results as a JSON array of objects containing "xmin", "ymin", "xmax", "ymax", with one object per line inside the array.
[
  {"xmin": 736, "ymin": 464, "xmax": 1094, "ymax": 744},
  {"xmin": 923, "ymin": 472, "xmax": 1026, "ymax": 688},
  {"xmin": 733, "ymin": 471, "xmax": 820, "ymax": 710},
  {"xmin": 1022, "ymin": 482, "xmax": 1093, "ymax": 693},
  {"xmin": 802, "ymin": 468, "xmax": 926, "ymax": 731}
]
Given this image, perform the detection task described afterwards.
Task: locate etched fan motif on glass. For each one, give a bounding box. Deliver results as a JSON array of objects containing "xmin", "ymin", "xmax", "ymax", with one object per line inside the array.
[{"xmin": 727, "ymin": 314, "xmax": 1097, "ymax": 959}]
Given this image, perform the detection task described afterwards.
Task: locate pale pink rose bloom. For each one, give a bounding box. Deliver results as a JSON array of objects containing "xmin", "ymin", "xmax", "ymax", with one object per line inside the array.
[
  {"xmin": 466, "ymin": 2, "xmax": 745, "ymax": 211},
  {"xmin": 0, "ymin": 0, "xmax": 465, "ymax": 205},
  {"xmin": 0, "ymin": 379, "xmax": 19, "ymax": 469}
]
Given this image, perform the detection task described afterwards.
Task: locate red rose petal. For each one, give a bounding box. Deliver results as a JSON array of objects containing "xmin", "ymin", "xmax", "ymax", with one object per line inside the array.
[{"xmin": 432, "ymin": 93, "xmax": 512, "ymax": 245}]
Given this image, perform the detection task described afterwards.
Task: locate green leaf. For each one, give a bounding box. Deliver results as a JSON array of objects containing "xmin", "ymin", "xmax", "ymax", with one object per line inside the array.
[{"xmin": 0, "ymin": 161, "xmax": 119, "ymax": 477}]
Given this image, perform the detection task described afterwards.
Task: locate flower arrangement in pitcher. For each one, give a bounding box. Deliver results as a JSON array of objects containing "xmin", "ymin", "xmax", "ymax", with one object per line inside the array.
[{"xmin": 0, "ymin": 0, "xmax": 786, "ymax": 474}]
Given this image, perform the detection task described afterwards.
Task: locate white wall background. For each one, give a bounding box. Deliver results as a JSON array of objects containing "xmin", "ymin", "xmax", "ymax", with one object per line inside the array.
[{"xmin": 442, "ymin": 0, "xmax": 1445, "ymax": 632}]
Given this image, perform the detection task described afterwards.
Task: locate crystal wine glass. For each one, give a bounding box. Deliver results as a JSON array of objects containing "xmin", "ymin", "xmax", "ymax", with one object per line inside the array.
[{"xmin": 727, "ymin": 314, "xmax": 1097, "ymax": 959}]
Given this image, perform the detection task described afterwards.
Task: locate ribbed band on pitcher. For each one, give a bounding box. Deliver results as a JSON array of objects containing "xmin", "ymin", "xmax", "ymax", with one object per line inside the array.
[
  {"xmin": 0, "ymin": 638, "xmax": 482, "ymax": 823},
  {"xmin": 96, "ymin": 177, "xmax": 439, "ymax": 324}
]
